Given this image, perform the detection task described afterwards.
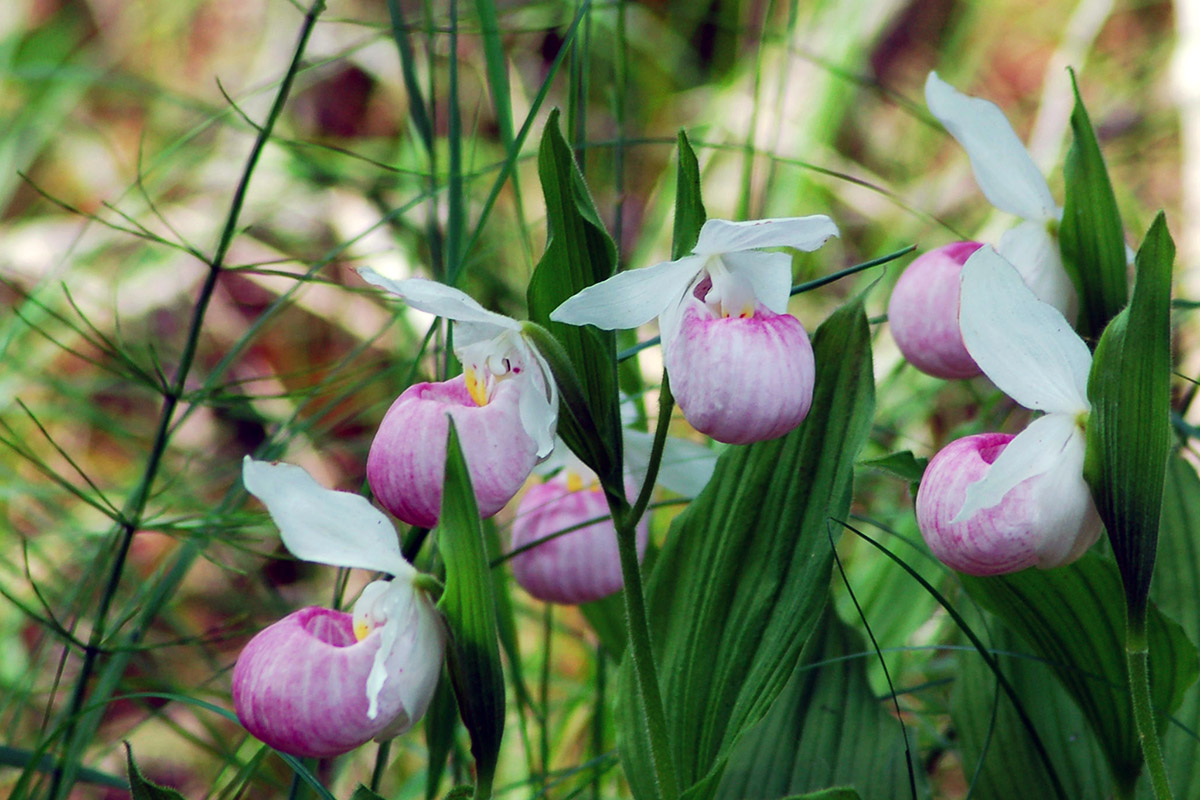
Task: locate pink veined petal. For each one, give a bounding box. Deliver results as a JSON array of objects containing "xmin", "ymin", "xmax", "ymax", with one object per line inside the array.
[
  {"xmin": 693, "ymin": 216, "xmax": 838, "ymax": 255},
  {"xmin": 960, "ymin": 246, "xmax": 1091, "ymax": 413},
  {"xmin": 241, "ymin": 458, "xmax": 412, "ymax": 579},
  {"xmin": 549, "ymin": 255, "xmax": 705, "ymax": 329},
  {"xmin": 954, "ymin": 413, "xmax": 1078, "ymax": 522},
  {"xmin": 719, "ymin": 249, "xmax": 794, "ymax": 314},
  {"xmin": 358, "ymin": 269, "xmax": 517, "ymax": 336},
  {"xmin": 996, "ymin": 220, "xmax": 1079, "ymax": 325},
  {"xmin": 367, "ymin": 376, "xmax": 538, "ymax": 528},
  {"xmin": 666, "ymin": 301, "xmax": 815, "ymax": 444},
  {"xmin": 925, "ymin": 72, "xmax": 1058, "ymax": 222},
  {"xmin": 887, "ymin": 241, "xmax": 984, "ymax": 380}
]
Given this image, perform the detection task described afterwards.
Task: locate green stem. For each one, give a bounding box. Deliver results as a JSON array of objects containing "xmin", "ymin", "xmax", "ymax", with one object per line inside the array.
[
  {"xmin": 604, "ymin": 375, "xmax": 678, "ymax": 800},
  {"xmin": 1128, "ymin": 622, "xmax": 1174, "ymax": 799},
  {"xmin": 46, "ymin": 4, "xmax": 326, "ymax": 796}
]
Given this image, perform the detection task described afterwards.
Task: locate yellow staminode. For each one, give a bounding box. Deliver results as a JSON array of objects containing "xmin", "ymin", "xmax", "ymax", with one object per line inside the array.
[
  {"xmin": 465, "ymin": 367, "xmax": 490, "ymax": 407},
  {"xmin": 354, "ymin": 620, "xmax": 371, "ymax": 641}
]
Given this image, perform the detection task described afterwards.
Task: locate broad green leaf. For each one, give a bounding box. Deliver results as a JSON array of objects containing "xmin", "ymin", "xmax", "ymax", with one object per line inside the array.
[
  {"xmin": 783, "ymin": 790, "xmax": 863, "ymax": 800},
  {"xmin": 959, "ymin": 552, "xmax": 1199, "ymax": 788},
  {"xmin": 672, "ymin": 131, "xmax": 706, "ymax": 259},
  {"xmin": 125, "ymin": 744, "xmax": 186, "ymax": 800},
  {"xmin": 617, "ymin": 298, "xmax": 876, "ymax": 799},
  {"xmin": 714, "ymin": 608, "xmax": 922, "ymax": 800},
  {"xmin": 1059, "ymin": 69, "xmax": 1128, "ymax": 339},
  {"xmin": 437, "ymin": 422, "xmax": 505, "ymax": 799},
  {"xmin": 581, "ymin": 590, "xmax": 628, "ymax": 659},
  {"xmin": 859, "ymin": 451, "xmax": 927, "ymax": 485},
  {"xmin": 424, "ymin": 673, "xmax": 459, "ymax": 800},
  {"xmin": 527, "ymin": 109, "xmax": 623, "ymax": 489},
  {"xmin": 1084, "ymin": 212, "xmax": 1174, "ymax": 623},
  {"xmin": 952, "ymin": 624, "xmax": 1109, "ymax": 799},
  {"xmin": 1149, "ymin": 453, "xmax": 1200, "ymax": 798}
]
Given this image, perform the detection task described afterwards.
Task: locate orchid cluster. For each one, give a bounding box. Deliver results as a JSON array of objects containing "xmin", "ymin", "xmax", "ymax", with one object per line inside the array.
[{"xmin": 234, "ymin": 213, "xmax": 830, "ymax": 758}]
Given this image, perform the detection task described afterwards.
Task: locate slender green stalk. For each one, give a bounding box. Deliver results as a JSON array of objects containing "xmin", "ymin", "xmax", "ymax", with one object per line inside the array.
[
  {"xmin": 591, "ymin": 644, "xmax": 606, "ymax": 800},
  {"xmin": 369, "ymin": 740, "xmax": 392, "ymax": 794},
  {"xmin": 539, "ymin": 603, "xmax": 554, "ymax": 796},
  {"xmin": 604, "ymin": 374, "xmax": 678, "ymax": 800},
  {"xmin": 45, "ymin": 3, "xmax": 326, "ymax": 796},
  {"xmin": 1127, "ymin": 623, "xmax": 1174, "ymax": 799}
]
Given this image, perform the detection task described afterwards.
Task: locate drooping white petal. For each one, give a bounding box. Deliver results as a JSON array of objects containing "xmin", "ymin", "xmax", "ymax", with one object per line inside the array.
[
  {"xmin": 997, "ymin": 221, "xmax": 1078, "ymax": 323},
  {"xmin": 242, "ymin": 458, "xmax": 414, "ymax": 579},
  {"xmin": 624, "ymin": 429, "xmax": 717, "ymax": 498},
  {"xmin": 358, "ymin": 268, "xmax": 518, "ymax": 335},
  {"xmin": 1026, "ymin": 428, "xmax": 1103, "ymax": 567},
  {"xmin": 693, "ymin": 216, "xmax": 839, "ymax": 256},
  {"xmin": 925, "ymin": 72, "xmax": 1058, "ymax": 222},
  {"xmin": 953, "ymin": 413, "xmax": 1078, "ymax": 521},
  {"xmin": 549, "ymin": 255, "xmax": 705, "ymax": 329},
  {"xmin": 360, "ymin": 580, "xmax": 445, "ymax": 731},
  {"xmin": 517, "ymin": 374, "xmax": 557, "ymax": 458},
  {"xmin": 720, "ymin": 250, "xmax": 793, "ymax": 314},
  {"xmin": 960, "ymin": 247, "xmax": 1091, "ymax": 413}
]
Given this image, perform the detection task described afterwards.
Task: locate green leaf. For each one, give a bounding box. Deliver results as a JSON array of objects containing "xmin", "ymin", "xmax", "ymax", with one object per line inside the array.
[
  {"xmin": 1059, "ymin": 68, "xmax": 1127, "ymax": 339},
  {"xmin": 351, "ymin": 787, "xmax": 389, "ymax": 800},
  {"xmin": 581, "ymin": 589, "xmax": 629, "ymax": 659},
  {"xmin": 424, "ymin": 673, "xmax": 459, "ymax": 800},
  {"xmin": 437, "ymin": 421, "xmax": 506, "ymax": 799},
  {"xmin": 952, "ymin": 624, "xmax": 1110, "ymax": 799},
  {"xmin": 959, "ymin": 552, "xmax": 1199, "ymax": 788},
  {"xmin": 1150, "ymin": 453, "xmax": 1200, "ymax": 798},
  {"xmin": 616, "ymin": 298, "xmax": 876, "ymax": 799},
  {"xmin": 1083, "ymin": 212, "xmax": 1174, "ymax": 623},
  {"xmin": 781, "ymin": 789, "xmax": 863, "ymax": 800},
  {"xmin": 527, "ymin": 109, "xmax": 623, "ymax": 489},
  {"xmin": 125, "ymin": 743, "xmax": 186, "ymax": 800},
  {"xmin": 713, "ymin": 608, "xmax": 922, "ymax": 800},
  {"xmin": 859, "ymin": 450, "xmax": 927, "ymax": 497},
  {"xmin": 672, "ymin": 131, "xmax": 706, "ymax": 259}
]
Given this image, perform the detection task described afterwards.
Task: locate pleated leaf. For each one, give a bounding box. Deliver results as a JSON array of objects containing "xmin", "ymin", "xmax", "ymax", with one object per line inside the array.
[
  {"xmin": 616, "ymin": 298, "xmax": 876, "ymax": 799},
  {"xmin": 125, "ymin": 744, "xmax": 186, "ymax": 800},
  {"xmin": 527, "ymin": 109, "xmax": 623, "ymax": 489},
  {"xmin": 437, "ymin": 422, "xmax": 505, "ymax": 798},
  {"xmin": 952, "ymin": 624, "xmax": 1109, "ymax": 799},
  {"xmin": 672, "ymin": 131, "xmax": 706, "ymax": 259},
  {"xmin": 1083, "ymin": 212, "xmax": 1174, "ymax": 622},
  {"xmin": 713, "ymin": 608, "xmax": 922, "ymax": 800},
  {"xmin": 1059, "ymin": 69, "xmax": 1128, "ymax": 339},
  {"xmin": 959, "ymin": 552, "xmax": 1198, "ymax": 788},
  {"xmin": 1149, "ymin": 453, "xmax": 1200, "ymax": 798}
]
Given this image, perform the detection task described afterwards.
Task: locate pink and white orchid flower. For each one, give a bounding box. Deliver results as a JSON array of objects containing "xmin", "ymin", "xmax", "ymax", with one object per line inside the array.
[
  {"xmin": 915, "ymin": 247, "xmax": 1102, "ymax": 575},
  {"xmin": 550, "ymin": 217, "xmax": 838, "ymax": 444},
  {"xmin": 234, "ymin": 458, "xmax": 445, "ymax": 758},
  {"xmin": 924, "ymin": 72, "xmax": 1078, "ymax": 321},
  {"xmin": 358, "ymin": 269, "xmax": 557, "ymax": 527}
]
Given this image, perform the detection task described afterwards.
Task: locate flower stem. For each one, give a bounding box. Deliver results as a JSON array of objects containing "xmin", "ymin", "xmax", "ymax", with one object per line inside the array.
[
  {"xmin": 605, "ymin": 374, "xmax": 678, "ymax": 800},
  {"xmin": 1128, "ymin": 621, "xmax": 1174, "ymax": 799}
]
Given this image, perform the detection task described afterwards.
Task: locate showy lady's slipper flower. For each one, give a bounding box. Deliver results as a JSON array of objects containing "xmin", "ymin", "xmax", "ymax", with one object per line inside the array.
[
  {"xmin": 234, "ymin": 458, "xmax": 445, "ymax": 758},
  {"xmin": 915, "ymin": 247, "xmax": 1103, "ymax": 575},
  {"xmin": 358, "ymin": 269, "xmax": 557, "ymax": 527},
  {"xmin": 924, "ymin": 72, "xmax": 1078, "ymax": 321},
  {"xmin": 509, "ymin": 433, "xmax": 716, "ymax": 604},
  {"xmin": 550, "ymin": 217, "xmax": 838, "ymax": 444},
  {"xmin": 887, "ymin": 241, "xmax": 985, "ymax": 379}
]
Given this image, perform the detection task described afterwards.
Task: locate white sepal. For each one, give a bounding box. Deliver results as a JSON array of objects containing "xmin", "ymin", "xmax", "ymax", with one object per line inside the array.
[
  {"xmin": 721, "ymin": 250, "xmax": 793, "ymax": 314},
  {"xmin": 997, "ymin": 221, "xmax": 1078, "ymax": 323},
  {"xmin": 1026, "ymin": 429, "xmax": 1102, "ymax": 567},
  {"xmin": 358, "ymin": 268, "xmax": 519, "ymax": 336},
  {"xmin": 693, "ymin": 216, "xmax": 838, "ymax": 255},
  {"xmin": 549, "ymin": 255, "xmax": 705, "ymax": 329},
  {"xmin": 624, "ymin": 429, "xmax": 717, "ymax": 498},
  {"xmin": 242, "ymin": 458, "xmax": 413, "ymax": 579},
  {"xmin": 925, "ymin": 72, "xmax": 1058, "ymax": 222},
  {"xmin": 954, "ymin": 413, "xmax": 1079, "ymax": 522},
  {"xmin": 960, "ymin": 247, "xmax": 1091, "ymax": 414}
]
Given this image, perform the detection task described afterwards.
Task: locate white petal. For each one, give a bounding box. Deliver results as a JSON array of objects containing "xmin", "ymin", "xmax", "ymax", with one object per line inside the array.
[
  {"xmin": 953, "ymin": 413, "xmax": 1077, "ymax": 521},
  {"xmin": 1028, "ymin": 429, "xmax": 1103, "ymax": 567},
  {"xmin": 693, "ymin": 216, "xmax": 838, "ymax": 256},
  {"xmin": 358, "ymin": 269, "xmax": 518, "ymax": 335},
  {"xmin": 242, "ymin": 458, "xmax": 413, "ymax": 579},
  {"xmin": 549, "ymin": 256, "xmax": 704, "ymax": 329},
  {"xmin": 960, "ymin": 247, "xmax": 1091, "ymax": 413},
  {"xmin": 997, "ymin": 221, "xmax": 1078, "ymax": 323},
  {"xmin": 364, "ymin": 581, "xmax": 445, "ymax": 729},
  {"xmin": 925, "ymin": 72, "xmax": 1058, "ymax": 222},
  {"xmin": 518, "ymin": 374, "xmax": 557, "ymax": 458},
  {"xmin": 720, "ymin": 250, "xmax": 793, "ymax": 314},
  {"xmin": 624, "ymin": 429, "xmax": 717, "ymax": 498}
]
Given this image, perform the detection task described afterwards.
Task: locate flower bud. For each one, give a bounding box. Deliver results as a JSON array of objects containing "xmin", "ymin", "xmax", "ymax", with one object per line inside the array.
[
  {"xmin": 915, "ymin": 433, "xmax": 1102, "ymax": 576},
  {"xmin": 232, "ymin": 605, "xmax": 439, "ymax": 758},
  {"xmin": 509, "ymin": 471, "xmax": 648, "ymax": 604},
  {"xmin": 887, "ymin": 242, "xmax": 984, "ymax": 380},
  {"xmin": 665, "ymin": 302, "xmax": 815, "ymax": 444},
  {"xmin": 368, "ymin": 375, "xmax": 539, "ymax": 527}
]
